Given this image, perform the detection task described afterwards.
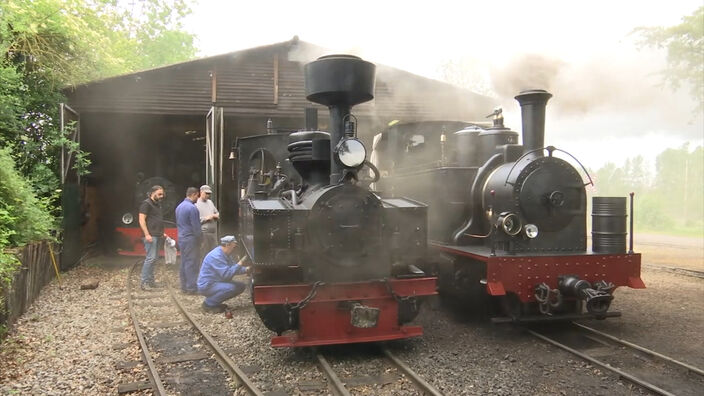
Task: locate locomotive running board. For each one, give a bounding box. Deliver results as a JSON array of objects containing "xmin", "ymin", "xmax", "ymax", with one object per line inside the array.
[{"xmin": 491, "ymin": 311, "xmax": 621, "ymax": 324}]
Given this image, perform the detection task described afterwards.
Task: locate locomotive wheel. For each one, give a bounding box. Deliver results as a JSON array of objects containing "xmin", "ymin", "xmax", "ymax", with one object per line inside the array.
[
  {"xmin": 398, "ymin": 297, "xmax": 421, "ymax": 324},
  {"xmin": 253, "ymin": 304, "xmax": 296, "ymax": 335},
  {"xmin": 251, "ymin": 273, "xmax": 297, "ymax": 335},
  {"xmin": 499, "ymin": 293, "xmax": 523, "ymax": 319}
]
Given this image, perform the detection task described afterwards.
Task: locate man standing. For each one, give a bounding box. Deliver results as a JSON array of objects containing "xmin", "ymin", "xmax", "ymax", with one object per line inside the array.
[
  {"xmin": 197, "ymin": 235, "xmax": 249, "ymax": 313},
  {"xmin": 195, "ymin": 184, "xmax": 219, "ymax": 262},
  {"xmin": 138, "ymin": 185, "xmax": 165, "ymax": 290},
  {"xmin": 175, "ymin": 187, "xmax": 202, "ymax": 294}
]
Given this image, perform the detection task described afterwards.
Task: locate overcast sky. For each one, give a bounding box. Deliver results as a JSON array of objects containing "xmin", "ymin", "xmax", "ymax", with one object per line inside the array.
[{"xmin": 184, "ymin": 0, "xmax": 703, "ymax": 171}]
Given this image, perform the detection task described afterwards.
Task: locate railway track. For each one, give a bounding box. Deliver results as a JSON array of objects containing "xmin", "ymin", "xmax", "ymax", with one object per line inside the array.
[
  {"xmin": 642, "ymin": 264, "xmax": 704, "ymax": 279},
  {"xmin": 126, "ymin": 262, "xmax": 442, "ymax": 395},
  {"xmin": 316, "ymin": 345, "xmax": 444, "ymax": 395},
  {"xmin": 527, "ymin": 322, "xmax": 704, "ymax": 396},
  {"xmin": 123, "ymin": 261, "xmax": 263, "ymax": 395}
]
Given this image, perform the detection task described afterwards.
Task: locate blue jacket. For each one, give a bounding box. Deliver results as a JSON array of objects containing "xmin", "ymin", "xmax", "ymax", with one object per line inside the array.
[
  {"xmin": 175, "ymin": 198, "xmax": 202, "ymax": 240},
  {"xmin": 198, "ymin": 246, "xmax": 247, "ymax": 290}
]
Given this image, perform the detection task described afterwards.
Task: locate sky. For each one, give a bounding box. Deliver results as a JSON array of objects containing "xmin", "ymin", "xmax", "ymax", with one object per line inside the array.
[{"xmin": 183, "ymin": 0, "xmax": 703, "ymax": 171}]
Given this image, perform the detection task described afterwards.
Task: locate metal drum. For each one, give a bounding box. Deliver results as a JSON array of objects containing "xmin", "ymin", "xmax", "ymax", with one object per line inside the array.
[{"xmin": 592, "ymin": 197, "xmax": 627, "ymax": 253}]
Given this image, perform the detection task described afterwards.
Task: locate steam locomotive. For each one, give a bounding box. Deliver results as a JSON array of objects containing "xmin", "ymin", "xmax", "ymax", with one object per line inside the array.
[
  {"xmin": 236, "ymin": 55, "xmax": 437, "ymax": 347},
  {"xmin": 372, "ymin": 90, "xmax": 645, "ymax": 321}
]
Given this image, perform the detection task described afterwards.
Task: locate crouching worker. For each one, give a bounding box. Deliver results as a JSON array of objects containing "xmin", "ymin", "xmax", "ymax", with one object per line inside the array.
[{"xmin": 197, "ymin": 235, "xmax": 250, "ymax": 313}]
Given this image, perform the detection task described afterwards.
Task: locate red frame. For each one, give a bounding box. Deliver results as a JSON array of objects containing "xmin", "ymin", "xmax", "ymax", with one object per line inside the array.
[
  {"xmin": 115, "ymin": 226, "xmax": 178, "ymax": 256},
  {"xmin": 433, "ymin": 244, "xmax": 645, "ymax": 303},
  {"xmin": 253, "ymin": 277, "xmax": 437, "ymax": 347}
]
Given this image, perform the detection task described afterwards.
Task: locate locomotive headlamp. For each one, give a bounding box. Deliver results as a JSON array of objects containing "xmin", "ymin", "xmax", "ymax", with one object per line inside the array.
[
  {"xmin": 336, "ymin": 138, "xmax": 366, "ymax": 168},
  {"xmin": 498, "ymin": 212, "xmax": 522, "ymax": 236},
  {"xmin": 122, "ymin": 212, "xmax": 134, "ymax": 225},
  {"xmin": 525, "ymin": 224, "xmax": 539, "ymax": 239}
]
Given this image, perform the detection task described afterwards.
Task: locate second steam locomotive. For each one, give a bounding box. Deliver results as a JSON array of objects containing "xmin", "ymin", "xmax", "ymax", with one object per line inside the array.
[
  {"xmin": 372, "ymin": 90, "xmax": 645, "ymax": 321},
  {"xmin": 236, "ymin": 55, "xmax": 436, "ymax": 347}
]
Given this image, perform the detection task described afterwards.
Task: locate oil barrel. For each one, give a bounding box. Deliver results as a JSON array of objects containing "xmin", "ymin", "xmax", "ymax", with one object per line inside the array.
[{"xmin": 592, "ymin": 197, "xmax": 627, "ymax": 253}]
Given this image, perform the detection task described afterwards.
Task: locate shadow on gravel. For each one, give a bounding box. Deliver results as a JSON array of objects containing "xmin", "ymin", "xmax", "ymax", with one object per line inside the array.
[{"xmin": 82, "ymin": 254, "xmax": 137, "ymax": 271}]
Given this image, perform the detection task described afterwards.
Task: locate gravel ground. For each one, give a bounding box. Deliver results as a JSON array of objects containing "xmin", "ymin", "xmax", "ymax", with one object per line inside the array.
[
  {"xmin": 1, "ymin": 241, "xmax": 702, "ymax": 395},
  {"xmin": 161, "ymin": 266, "xmax": 329, "ymax": 396},
  {"xmin": 0, "ymin": 256, "xmax": 147, "ymax": 395}
]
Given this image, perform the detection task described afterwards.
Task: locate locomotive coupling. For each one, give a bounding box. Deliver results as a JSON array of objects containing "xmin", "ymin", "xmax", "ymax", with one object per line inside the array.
[{"xmin": 558, "ymin": 275, "xmax": 614, "ymax": 315}]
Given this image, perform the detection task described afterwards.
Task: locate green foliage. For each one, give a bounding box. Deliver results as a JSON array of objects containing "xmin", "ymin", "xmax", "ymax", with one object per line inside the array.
[
  {"xmin": 590, "ymin": 144, "xmax": 703, "ymax": 236},
  {"xmin": 0, "ymin": 0, "xmax": 197, "ymax": 284},
  {"xmin": 634, "ymin": 6, "xmax": 704, "ymax": 112},
  {"xmin": 0, "ymin": 147, "xmax": 54, "ymax": 285}
]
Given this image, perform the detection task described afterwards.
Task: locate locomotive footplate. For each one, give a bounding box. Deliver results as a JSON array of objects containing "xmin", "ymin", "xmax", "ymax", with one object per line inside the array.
[
  {"xmin": 432, "ymin": 244, "xmax": 645, "ymax": 304},
  {"xmin": 253, "ymin": 277, "xmax": 437, "ymax": 347}
]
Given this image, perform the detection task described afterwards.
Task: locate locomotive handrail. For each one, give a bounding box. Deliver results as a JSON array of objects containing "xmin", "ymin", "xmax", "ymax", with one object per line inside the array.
[
  {"xmin": 360, "ymin": 160, "xmax": 381, "ymax": 186},
  {"xmin": 503, "ymin": 146, "xmax": 594, "ymax": 187}
]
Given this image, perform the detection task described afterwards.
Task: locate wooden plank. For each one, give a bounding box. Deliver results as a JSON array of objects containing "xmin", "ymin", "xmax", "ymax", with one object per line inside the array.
[
  {"xmin": 156, "ymin": 351, "xmax": 209, "ymax": 364},
  {"xmin": 115, "ymin": 361, "xmax": 142, "ymax": 370},
  {"xmin": 150, "ymin": 321, "xmax": 187, "ymax": 328},
  {"xmin": 111, "ymin": 343, "xmax": 131, "ymax": 350},
  {"xmin": 117, "ymin": 381, "xmax": 152, "ymax": 393},
  {"xmin": 298, "ymin": 380, "xmax": 327, "ymax": 391},
  {"xmin": 342, "ymin": 373, "xmax": 398, "ymax": 387}
]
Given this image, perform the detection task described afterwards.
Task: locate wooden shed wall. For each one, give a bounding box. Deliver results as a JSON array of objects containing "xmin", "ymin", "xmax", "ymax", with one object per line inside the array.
[{"xmin": 65, "ymin": 41, "xmax": 493, "ymax": 122}]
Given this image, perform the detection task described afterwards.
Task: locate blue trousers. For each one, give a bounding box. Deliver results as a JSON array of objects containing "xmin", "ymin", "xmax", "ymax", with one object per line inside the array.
[
  {"xmin": 141, "ymin": 236, "xmax": 160, "ymax": 285},
  {"xmin": 199, "ymin": 281, "xmax": 246, "ymax": 307},
  {"xmin": 178, "ymin": 236, "xmax": 200, "ymax": 292}
]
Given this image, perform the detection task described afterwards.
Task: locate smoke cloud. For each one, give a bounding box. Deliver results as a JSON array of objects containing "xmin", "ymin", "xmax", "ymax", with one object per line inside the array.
[{"xmin": 489, "ymin": 49, "xmax": 702, "ymax": 142}]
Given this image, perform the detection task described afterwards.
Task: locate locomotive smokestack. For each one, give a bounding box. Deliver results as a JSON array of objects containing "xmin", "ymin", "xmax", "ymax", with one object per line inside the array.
[
  {"xmin": 304, "ymin": 55, "xmax": 375, "ymax": 184},
  {"xmin": 515, "ymin": 89, "xmax": 552, "ymax": 156}
]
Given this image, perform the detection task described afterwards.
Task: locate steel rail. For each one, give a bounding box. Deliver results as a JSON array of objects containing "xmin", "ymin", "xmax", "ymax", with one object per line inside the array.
[
  {"xmin": 127, "ymin": 261, "xmax": 168, "ymax": 396},
  {"xmin": 381, "ymin": 346, "xmax": 445, "ymax": 396},
  {"xmin": 314, "ymin": 350, "xmax": 351, "ymax": 396},
  {"xmin": 573, "ymin": 322, "xmax": 704, "ymax": 376},
  {"xmin": 167, "ymin": 284, "xmax": 264, "ymax": 396},
  {"xmin": 526, "ymin": 328, "xmax": 676, "ymax": 396},
  {"xmin": 642, "ymin": 264, "xmax": 704, "ymax": 279}
]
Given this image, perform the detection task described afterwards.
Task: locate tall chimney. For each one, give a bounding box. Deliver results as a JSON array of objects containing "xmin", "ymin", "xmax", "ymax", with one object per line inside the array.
[
  {"xmin": 515, "ymin": 89, "xmax": 552, "ymax": 156},
  {"xmin": 303, "ymin": 55, "xmax": 375, "ymax": 184}
]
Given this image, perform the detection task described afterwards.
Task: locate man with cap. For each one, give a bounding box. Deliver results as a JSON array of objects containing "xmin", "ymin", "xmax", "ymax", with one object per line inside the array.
[
  {"xmin": 197, "ymin": 235, "xmax": 250, "ymax": 313},
  {"xmin": 195, "ymin": 184, "xmax": 219, "ymax": 264},
  {"xmin": 175, "ymin": 187, "xmax": 202, "ymax": 294}
]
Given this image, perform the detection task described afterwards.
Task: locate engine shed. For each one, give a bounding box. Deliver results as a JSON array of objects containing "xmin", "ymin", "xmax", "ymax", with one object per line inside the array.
[{"xmin": 62, "ymin": 37, "xmax": 492, "ymax": 260}]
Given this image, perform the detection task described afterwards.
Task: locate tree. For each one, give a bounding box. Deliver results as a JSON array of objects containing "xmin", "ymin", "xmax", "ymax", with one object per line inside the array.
[
  {"xmin": 0, "ymin": 0, "xmax": 197, "ymax": 245},
  {"xmin": 0, "ymin": 0, "xmax": 197, "ymax": 189},
  {"xmin": 634, "ymin": 7, "xmax": 704, "ymax": 112}
]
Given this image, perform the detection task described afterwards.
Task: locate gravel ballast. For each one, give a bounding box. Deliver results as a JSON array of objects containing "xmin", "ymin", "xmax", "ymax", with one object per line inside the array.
[{"xmin": 1, "ymin": 248, "xmax": 702, "ymax": 395}]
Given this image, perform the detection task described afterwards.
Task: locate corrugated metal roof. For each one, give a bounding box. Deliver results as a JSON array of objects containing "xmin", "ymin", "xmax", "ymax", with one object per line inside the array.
[{"xmin": 64, "ymin": 38, "xmax": 494, "ymax": 121}]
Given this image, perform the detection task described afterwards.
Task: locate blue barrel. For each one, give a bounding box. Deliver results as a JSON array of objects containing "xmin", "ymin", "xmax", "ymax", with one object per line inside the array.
[{"xmin": 592, "ymin": 197, "xmax": 627, "ymax": 253}]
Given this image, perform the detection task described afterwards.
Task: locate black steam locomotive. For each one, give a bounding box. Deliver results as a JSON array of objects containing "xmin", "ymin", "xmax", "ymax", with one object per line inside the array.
[
  {"xmin": 372, "ymin": 90, "xmax": 645, "ymax": 321},
  {"xmin": 236, "ymin": 55, "xmax": 436, "ymax": 347}
]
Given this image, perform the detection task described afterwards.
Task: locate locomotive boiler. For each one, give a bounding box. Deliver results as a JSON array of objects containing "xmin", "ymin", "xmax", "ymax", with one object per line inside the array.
[
  {"xmin": 236, "ymin": 55, "xmax": 436, "ymax": 347},
  {"xmin": 372, "ymin": 89, "xmax": 645, "ymax": 321}
]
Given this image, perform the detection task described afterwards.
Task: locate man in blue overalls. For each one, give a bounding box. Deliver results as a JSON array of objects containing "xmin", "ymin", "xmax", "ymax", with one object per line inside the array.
[
  {"xmin": 197, "ymin": 235, "xmax": 249, "ymax": 313},
  {"xmin": 175, "ymin": 187, "xmax": 202, "ymax": 294}
]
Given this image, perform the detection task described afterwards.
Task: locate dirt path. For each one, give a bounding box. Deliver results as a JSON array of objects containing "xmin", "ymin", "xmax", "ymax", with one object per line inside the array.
[{"xmin": 635, "ymin": 233, "xmax": 703, "ymax": 271}]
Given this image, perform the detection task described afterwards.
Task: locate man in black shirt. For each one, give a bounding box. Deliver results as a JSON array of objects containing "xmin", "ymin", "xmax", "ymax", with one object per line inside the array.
[{"xmin": 138, "ymin": 185, "xmax": 165, "ymax": 290}]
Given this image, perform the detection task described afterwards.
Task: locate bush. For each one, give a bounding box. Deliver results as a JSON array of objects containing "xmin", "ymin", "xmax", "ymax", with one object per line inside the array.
[{"xmin": 0, "ymin": 147, "xmax": 54, "ymax": 284}]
